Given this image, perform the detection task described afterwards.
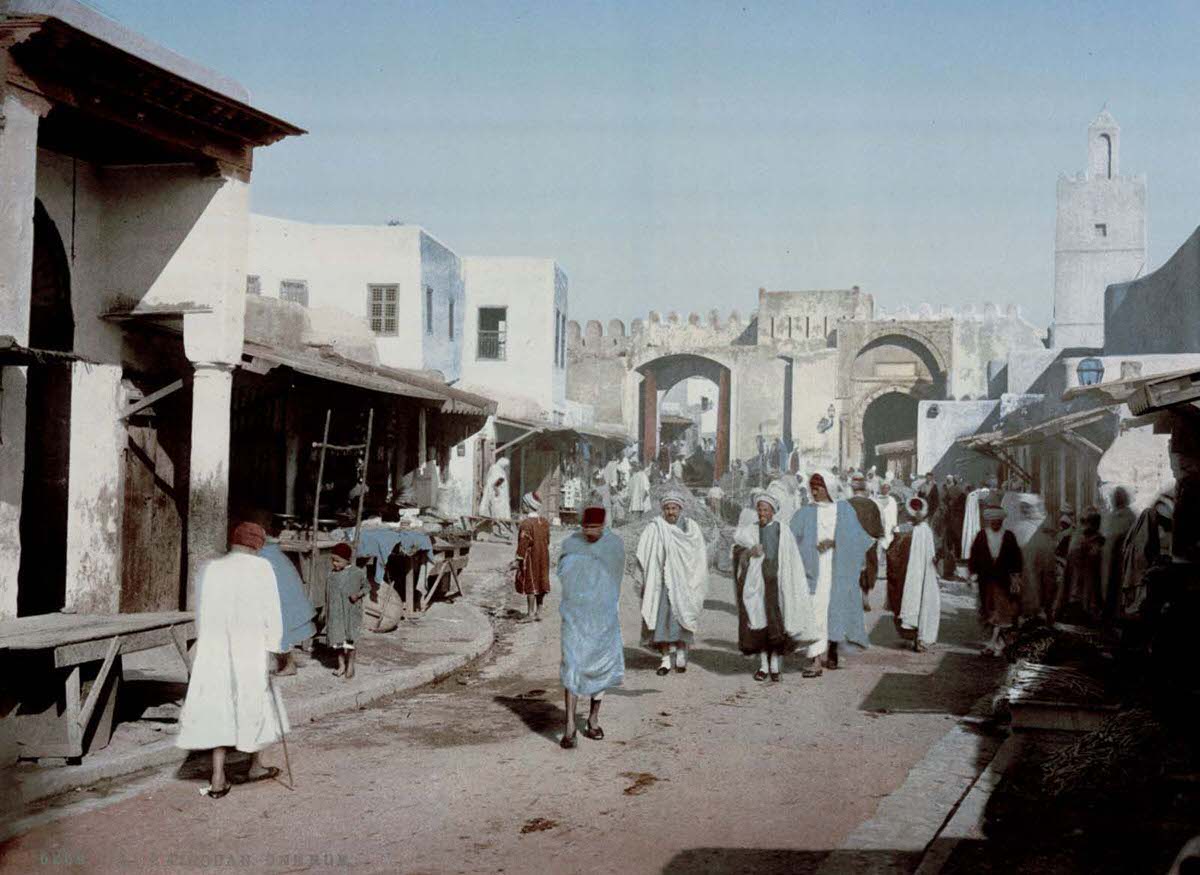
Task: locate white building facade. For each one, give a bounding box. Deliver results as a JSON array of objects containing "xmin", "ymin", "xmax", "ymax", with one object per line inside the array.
[{"xmin": 247, "ymin": 216, "xmax": 465, "ymax": 380}]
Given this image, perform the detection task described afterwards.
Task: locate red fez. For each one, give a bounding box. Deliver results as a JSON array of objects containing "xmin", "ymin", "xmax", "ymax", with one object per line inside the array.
[
  {"xmin": 229, "ymin": 521, "xmax": 266, "ymax": 551},
  {"xmin": 581, "ymin": 505, "xmax": 606, "ymax": 526},
  {"xmin": 331, "ymin": 542, "xmax": 354, "ymax": 561}
]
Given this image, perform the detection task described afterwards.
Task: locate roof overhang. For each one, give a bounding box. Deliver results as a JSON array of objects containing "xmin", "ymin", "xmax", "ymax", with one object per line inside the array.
[
  {"xmin": 240, "ymin": 342, "xmax": 496, "ymax": 417},
  {"xmin": 3, "ymin": 1, "xmax": 304, "ymax": 173},
  {"xmin": 0, "ymin": 334, "xmax": 89, "ymax": 365}
]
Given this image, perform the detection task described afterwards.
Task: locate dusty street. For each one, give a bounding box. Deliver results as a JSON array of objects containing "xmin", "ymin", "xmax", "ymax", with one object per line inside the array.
[{"xmin": 0, "ymin": 541, "xmax": 1003, "ymax": 875}]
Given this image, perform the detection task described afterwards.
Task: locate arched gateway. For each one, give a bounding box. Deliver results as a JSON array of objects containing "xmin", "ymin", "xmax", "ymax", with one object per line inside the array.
[
  {"xmin": 636, "ymin": 354, "xmax": 732, "ymax": 479},
  {"xmin": 567, "ymin": 290, "xmax": 1044, "ymax": 481}
]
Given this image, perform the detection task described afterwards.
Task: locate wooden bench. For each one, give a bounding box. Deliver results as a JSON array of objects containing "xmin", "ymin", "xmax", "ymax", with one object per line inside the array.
[
  {"xmin": 422, "ymin": 535, "xmax": 473, "ymax": 610},
  {"xmin": 460, "ymin": 515, "xmax": 517, "ymax": 543},
  {"xmin": 0, "ymin": 612, "xmax": 194, "ymax": 762}
]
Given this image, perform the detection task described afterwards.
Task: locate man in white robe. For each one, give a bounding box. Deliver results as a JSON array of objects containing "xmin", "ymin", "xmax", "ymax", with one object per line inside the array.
[
  {"xmin": 899, "ymin": 497, "xmax": 941, "ymax": 651},
  {"xmin": 732, "ymin": 492, "xmax": 816, "ymax": 680},
  {"xmin": 627, "ymin": 463, "xmax": 653, "ymax": 517},
  {"xmin": 636, "ymin": 492, "xmax": 709, "ymax": 674},
  {"xmin": 478, "ymin": 457, "xmax": 511, "ymax": 520},
  {"xmin": 875, "ymin": 480, "xmax": 899, "ymax": 578},
  {"xmin": 177, "ymin": 522, "xmax": 288, "ymax": 798}
]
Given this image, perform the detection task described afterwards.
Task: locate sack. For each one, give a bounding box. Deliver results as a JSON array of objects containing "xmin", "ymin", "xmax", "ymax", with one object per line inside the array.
[{"xmin": 364, "ymin": 584, "xmax": 404, "ymax": 633}]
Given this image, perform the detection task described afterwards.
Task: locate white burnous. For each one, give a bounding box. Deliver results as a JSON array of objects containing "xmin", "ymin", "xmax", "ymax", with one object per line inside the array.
[{"xmin": 636, "ymin": 496, "xmax": 709, "ymax": 673}]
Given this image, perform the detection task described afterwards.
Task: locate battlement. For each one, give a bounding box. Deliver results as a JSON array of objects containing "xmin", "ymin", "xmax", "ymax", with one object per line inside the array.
[{"xmin": 567, "ymin": 308, "xmax": 756, "ymax": 357}]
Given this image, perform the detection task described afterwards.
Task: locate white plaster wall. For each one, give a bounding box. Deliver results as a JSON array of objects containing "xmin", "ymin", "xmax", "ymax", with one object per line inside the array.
[
  {"xmin": 1053, "ymin": 175, "xmax": 1147, "ymax": 349},
  {"xmin": 461, "ymin": 257, "xmax": 562, "ymax": 413},
  {"xmin": 64, "ymin": 363, "xmax": 126, "ymax": 614},
  {"xmin": 1059, "ymin": 353, "xmax": 1200, "ymax": 393},
  {"xmin": 916, "ymin": 400, "xmax": 997, "ymax": 474},
  {"xmin": 790, "ymin": 351, "xmax": 840, "ymax": 469},
  {"xmin": 1097, "ymin": 425, "xmax": 1173, "ymax": 513},
  {"xmin": 248, "ymin": 216, "xmax": 462, "ymax": 373},
  {"xmin": 418, "ymin": 231, "xmax": 464, "ymax": 380},
  {"xmin": 0, "ymin": 92, "xmax": 42, "ymax": 619}
]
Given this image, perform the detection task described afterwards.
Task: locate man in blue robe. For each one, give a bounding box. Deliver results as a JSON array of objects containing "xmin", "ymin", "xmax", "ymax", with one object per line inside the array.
[
  {"xmin": 558, "ymin": 505, "xmax": 625, "ymax": 749},
  {"xmin": 259, "ymin": 516, "xmax": 317, "ymax": 676},
  {"xmin": 790, "ymin": 470, "xmax": 874, "ymax": 675}
]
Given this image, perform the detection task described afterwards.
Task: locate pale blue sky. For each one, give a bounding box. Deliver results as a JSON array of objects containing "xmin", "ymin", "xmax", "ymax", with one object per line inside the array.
[{"xmin": 91, "ymin": 0, "xmax": 1200, "ymax": 326}]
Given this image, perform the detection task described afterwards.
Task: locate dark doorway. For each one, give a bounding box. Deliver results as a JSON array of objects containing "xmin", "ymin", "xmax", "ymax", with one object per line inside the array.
[
  {"xmin": 17, "ymin": 201, "xmax": 75, "ymax": 616},
  {"xmin": 861, "ymin": 391, "xmax": 918, "ymax": 473}
]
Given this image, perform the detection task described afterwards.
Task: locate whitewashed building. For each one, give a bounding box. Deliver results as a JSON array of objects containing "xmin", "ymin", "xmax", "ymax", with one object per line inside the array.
[{"xmin": 247, "ymin": 216, "xmax": 464, "ymax": 380}]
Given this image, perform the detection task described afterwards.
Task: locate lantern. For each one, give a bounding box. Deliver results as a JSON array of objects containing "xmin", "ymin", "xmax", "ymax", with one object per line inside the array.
[{"xmin": 1077, "ymin": 357, "xmax": 1106, "ymax": 387}]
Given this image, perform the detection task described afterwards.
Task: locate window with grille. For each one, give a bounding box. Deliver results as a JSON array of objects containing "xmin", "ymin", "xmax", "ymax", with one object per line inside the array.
[
  {"xmin": 368, "ymin": 284, "xmax": 399, "ymax": 336},
  {"xmin": 280, "ymin": 279, "xmax": 308, "ymax": 307},
  {"xmin": 246, "ymin": 275, "xmax": 261, "ymax": 296},
  {"xmin": 477, "ymin": 307, "xmax": 507, "ymax": 361},
  {"xmin": 425, "ymin": 286, "xmax": 433, "ymax": 335}
]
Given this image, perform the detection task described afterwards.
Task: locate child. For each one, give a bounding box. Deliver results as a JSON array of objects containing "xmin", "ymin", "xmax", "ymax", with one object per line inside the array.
[{"xmin": 326, "ymin": 542, "xmax": 370, "ymax": 679}]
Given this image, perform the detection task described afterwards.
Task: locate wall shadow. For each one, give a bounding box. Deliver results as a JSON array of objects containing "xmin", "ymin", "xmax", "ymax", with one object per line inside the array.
[{"xmin": 662, "ymin": 847, "xmax": 921, "ymax": 875}]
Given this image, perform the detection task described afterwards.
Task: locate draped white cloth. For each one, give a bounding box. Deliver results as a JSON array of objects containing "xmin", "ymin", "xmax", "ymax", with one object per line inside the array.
[
  {"xmin": 875, "ymin": 494, "xmax": 898, "ymax": 550},
  {"xmin": 177, "ymin": 552, "xmax": 289, "ymax": 753},
  {"xmin": 1005, "ymin": 492, "xmax": 1045, "ymax": 548},
  {"xmin": 628, "ymin": 470, "xmax": 653, "ymax": 513},
  {"xmin": 961, "ymin": 488, "xmax": 988, "ymax": 558},
  {"xmin": 603, "ymin": 459, "xmax": 620, "ymax": 489},
  {"xmin": 670, "ymin": 460, "xmax": 684, "ymax": 481},
  {"xmin": 766, "ymin": 478, "xmax": 799, "ymax": 530},
  {"xmin": 804, "ymin": 500, "xmax": 839, "ymax": 658},
  {"xmin": 733, "ymin": 517, "xmax": 816, "ymax": 639},
  {"xmin": 900, "ymin": 520, "xmax": 941, "ymax": 645},
  {"xmin": 636, "ymin": 516, "xmax": 709, "ymax": 633},
  {"xmin": 478, "ymin": 460, "xmax": 511, "ymax": 519}
]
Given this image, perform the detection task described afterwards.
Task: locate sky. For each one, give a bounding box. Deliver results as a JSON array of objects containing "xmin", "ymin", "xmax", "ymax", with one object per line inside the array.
[{"xmin": 87, "ymin": 0, "xmax": 1200, "ymax": 327}]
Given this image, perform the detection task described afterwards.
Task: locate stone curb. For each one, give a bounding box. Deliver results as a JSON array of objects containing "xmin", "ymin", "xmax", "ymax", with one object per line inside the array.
[{"xmin": 9, "ymin": 602, "xmax": 495, "ymax": 810}]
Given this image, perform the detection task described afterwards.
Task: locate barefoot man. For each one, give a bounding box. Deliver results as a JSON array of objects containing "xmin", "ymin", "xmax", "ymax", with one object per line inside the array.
[{"xmin": 557, "ymin": 505, "xmax": 625, "ymax": 749}]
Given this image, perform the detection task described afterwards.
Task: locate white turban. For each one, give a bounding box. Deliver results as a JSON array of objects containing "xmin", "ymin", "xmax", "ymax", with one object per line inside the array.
[{"xmin": 753, "ymin": 492, "xmax": 780, "ymax": 512}]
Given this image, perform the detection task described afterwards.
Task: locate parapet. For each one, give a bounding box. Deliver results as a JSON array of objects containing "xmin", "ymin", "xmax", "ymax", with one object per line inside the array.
[{"xmin": 567, "ymin": 308, "xmax": 755, "ymax": 356}]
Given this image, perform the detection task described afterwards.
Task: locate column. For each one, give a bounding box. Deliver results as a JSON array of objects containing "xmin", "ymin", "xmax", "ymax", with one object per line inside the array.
[
  {"xmin": 715, "ymin": 368, "xmax": 731, "ymax": 480},
  {"xmin": 63, "ymin": 363, "xmax": 126, "ymax": 613},
  {"xmin": 641, "ymin": 370, "xmax": 657, "ymax": 466},
  {"xmin": 186, "ymin": 362, "xmax": 234, "ymax": 609},
  {"xmin": 0, "ymin": 89, "xmax": 48, "ymax": 619}
]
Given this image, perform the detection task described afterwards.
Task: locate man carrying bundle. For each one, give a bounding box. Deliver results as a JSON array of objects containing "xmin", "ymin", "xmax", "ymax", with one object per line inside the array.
[{"xmin": 636, "ymin": 491, "xmax": 709, "ymax": 676}]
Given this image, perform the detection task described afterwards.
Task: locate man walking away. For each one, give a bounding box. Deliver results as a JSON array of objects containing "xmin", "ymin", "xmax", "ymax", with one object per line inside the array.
[
  {"xmin": 177, "ymin": 521, "xmax": 287, "ymax": 799},
  {"xmin": 898, "ymin": 497, "xmax": 941, "ymax": 652},
  {"xmin": 558, "ymin": 506, "xmax": 625, "ymax": 749}
]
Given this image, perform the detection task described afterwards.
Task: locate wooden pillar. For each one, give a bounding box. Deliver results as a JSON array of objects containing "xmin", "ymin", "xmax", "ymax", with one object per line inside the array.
[
  {"xmin": 418, "ymin": 406, "xmax": 428, "ymax": 469},
  {"xmin": 715, "ymin": 368, "xmax": 731, "ymax": 480},
  {"xmin": 641, "ymin": 371, "xmax": 657, "ymax": 466}
]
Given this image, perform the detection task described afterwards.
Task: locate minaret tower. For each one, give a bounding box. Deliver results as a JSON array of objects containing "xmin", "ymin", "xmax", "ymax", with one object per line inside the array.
[{"xmin": 1051, "ymin": 109, "xmax": 1147, "ymax": 349}]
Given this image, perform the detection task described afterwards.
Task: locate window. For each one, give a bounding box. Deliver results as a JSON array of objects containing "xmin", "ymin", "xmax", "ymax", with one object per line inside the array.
[
  {"xmin": 425, "ymin": 286, "xmax": 433, "ymax": 335},
  {"xmin": 448, "ymin": 300, "xmax": 455, "ymax": 340},
  {"xmin": 280, "ymin": 279, "xmax": 308, "ymax": 307},
  {"xmin": 1094, "ymin": 223, "xmax": 1108, "ymax": 238},
  {"xmin": 477, "ymin": 306, "xmax": 507, "ymax": 361},
  {"xmin": 367, "ymin": 284, "xmax": 399, "ymax": 336},
  {"xmin": 246, "ymin": 275, "xmax": 261, "ymax": 296}
]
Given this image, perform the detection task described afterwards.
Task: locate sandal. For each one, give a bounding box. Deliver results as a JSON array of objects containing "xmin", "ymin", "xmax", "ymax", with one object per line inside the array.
[
  {"xmin": 674, "ymin": 665, "xmax": 687, "ymax": 674},
  {"xmin": 202, "ymin": 785, "xmax": 230, "ymax": 799},
  {"xmin": 770, "ymin": 672, "xmax": 782, "ymax": 682},
  {"xmin": 559, "ymin": 733, "xmax": 578, "ymax": 749},
  {"xmin": 235, "ymin": 766, "xmax": 280, "ymax": 785},
  {"xmin": 581, "ymin": 723, "xmax": 605, "ymax": 741},
  {"xmin": 656, "ymin": 666, "xmax": 670, "ymax": 676},
  {"xmin": 753, "ymin": 670, "xmax": 768, "ymax": 682}
]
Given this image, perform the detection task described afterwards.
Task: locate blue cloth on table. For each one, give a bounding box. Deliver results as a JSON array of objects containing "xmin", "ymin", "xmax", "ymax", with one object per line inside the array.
[
  {"xmin": 789, "ymin": 501, "xmax": 874, "ymax": 649},
  {"xmin": 558, "ymin": 530, "xmax": 625, "ymax": 697},
  {"xmin": 260, "ymin": 542, "xmax": 317, "ymax": 651},
  {"xmin": 334, "ymin": 528, "xmax": 434, "ymax": 584}
]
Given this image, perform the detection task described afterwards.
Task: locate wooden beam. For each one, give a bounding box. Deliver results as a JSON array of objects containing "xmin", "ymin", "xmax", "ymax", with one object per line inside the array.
[
  {"xmin": 76, "ymin": 636, "xmax": 121, "ymax": 732},
  {"xmin": 122, "ymin": 378, "xmax": 183, "ymax": 420},
  {"xmin": 169, "ymin": 624, "xmax": 192, "ymax": 678}
]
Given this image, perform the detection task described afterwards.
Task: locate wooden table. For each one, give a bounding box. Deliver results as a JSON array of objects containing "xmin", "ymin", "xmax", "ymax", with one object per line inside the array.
[{"xmin": 0, "ymin": 611, "xmax": 194, "ymax": 762}]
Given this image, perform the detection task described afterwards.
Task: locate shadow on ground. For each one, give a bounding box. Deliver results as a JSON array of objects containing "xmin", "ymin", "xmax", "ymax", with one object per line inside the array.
[
  {"xmin": 661, "ymin": 847, "xmax": 920, "ymax": 874},
  {"xmin": 492, "ymin": 695, "xmax": 566, "ymax": 746}
]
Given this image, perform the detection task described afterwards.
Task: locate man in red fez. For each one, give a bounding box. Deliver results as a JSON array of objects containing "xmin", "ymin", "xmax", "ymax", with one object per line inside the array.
[
  {"xmin": 557, "ymin": 505, "xmax": 625, "ymax": 748},
  {"xmin": 177, "ymin": 521, "xmax": 287, "ymax": 798}
]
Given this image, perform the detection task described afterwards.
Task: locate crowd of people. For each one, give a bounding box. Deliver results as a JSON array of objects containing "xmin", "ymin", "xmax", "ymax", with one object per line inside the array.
[{"xmin": 175, "ymin": 454, "xmax": 1179, "ymax": 786}]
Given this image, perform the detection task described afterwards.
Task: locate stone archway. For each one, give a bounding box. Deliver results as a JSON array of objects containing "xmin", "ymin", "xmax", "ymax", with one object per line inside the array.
[{"xmin": 636, "ymin": 353, "xmax": 732, "ymax": 479}]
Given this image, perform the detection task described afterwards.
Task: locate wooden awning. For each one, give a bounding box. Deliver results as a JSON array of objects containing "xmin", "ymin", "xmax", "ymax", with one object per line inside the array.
[{"xmin": 0, "ymin": 335, "xmax": 87, "ymax": 366}]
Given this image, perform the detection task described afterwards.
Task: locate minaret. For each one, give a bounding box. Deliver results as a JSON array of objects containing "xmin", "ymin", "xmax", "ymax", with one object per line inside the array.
[{"xmin": 1050, "ymin": 109, "xmax": 1147, "ymax": 349}]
